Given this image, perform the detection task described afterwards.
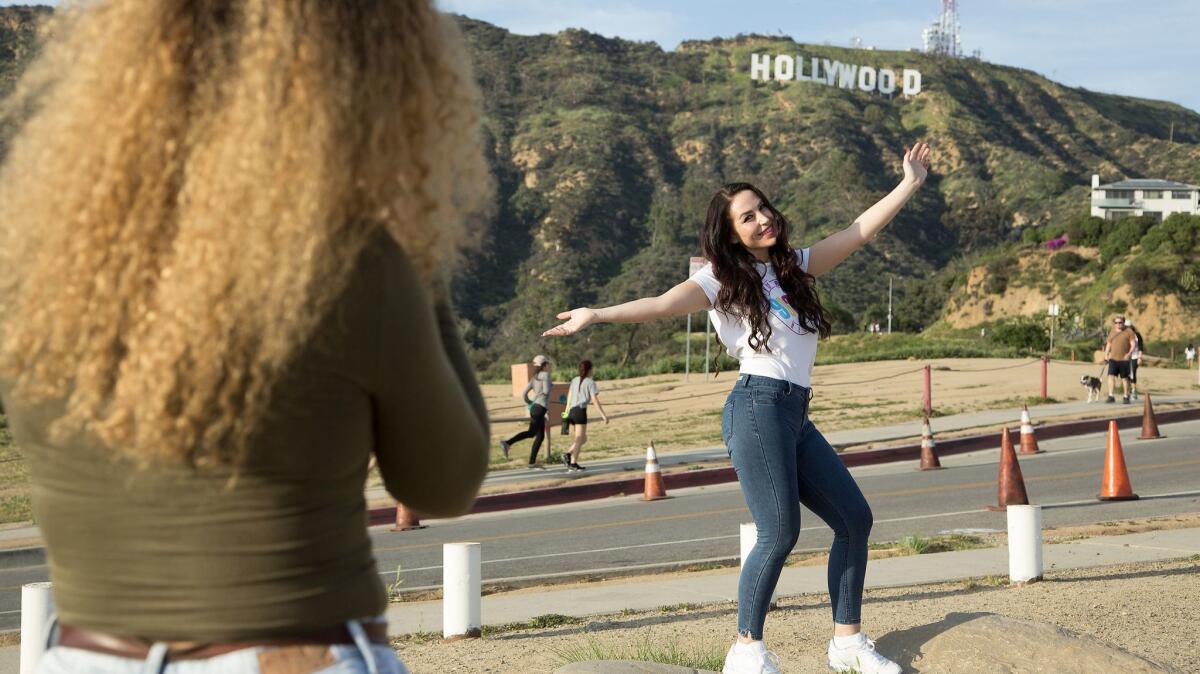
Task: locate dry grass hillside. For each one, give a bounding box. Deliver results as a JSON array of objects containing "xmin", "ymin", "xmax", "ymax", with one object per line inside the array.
[{"xmin": 943, "ymin": 247, "xmax": 1196, "ymax": 340}]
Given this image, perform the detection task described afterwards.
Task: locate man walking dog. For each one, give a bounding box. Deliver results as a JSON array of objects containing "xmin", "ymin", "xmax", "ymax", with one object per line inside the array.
[{"xmin": 1104, "ymin": 315, "xmax": 1135, "ymax": 404}]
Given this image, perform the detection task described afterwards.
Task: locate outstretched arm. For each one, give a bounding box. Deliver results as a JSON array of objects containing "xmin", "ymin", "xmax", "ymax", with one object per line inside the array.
[
  {"xmin": 543, "ymin": 278, "xmax": 710, "ymax": 337},
  {"xmin": 807, "ymin": 142, "xmax": 931, "ymax": 278}
]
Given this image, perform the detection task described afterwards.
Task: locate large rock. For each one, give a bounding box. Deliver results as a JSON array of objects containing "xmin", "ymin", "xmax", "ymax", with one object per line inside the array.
[
  {"xmin": 874, "ymin": 612, "xmax": 1181, "ymax": 673},
  {"xmin": 554, "ymin": 662, "xmax": 718, "ymax": 674}
]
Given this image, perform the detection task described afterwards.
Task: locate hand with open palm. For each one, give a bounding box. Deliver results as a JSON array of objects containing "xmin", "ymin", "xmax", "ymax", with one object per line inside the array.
[
  {"xmin": 903, "ymin": 141, "xmax": 932, "ymax": 186},
  {"xmin": 542, "ymin": 307, "xmax": 598, "ymax": 337}
]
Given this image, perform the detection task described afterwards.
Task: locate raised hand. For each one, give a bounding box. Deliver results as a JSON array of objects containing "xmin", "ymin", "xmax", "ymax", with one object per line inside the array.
[
  {"xmin": 903, "ymin": 141, "xmax": 932, "ymax": 186},
  {"xmin": 542, "ymin": 307, "xmax": 598, "ymax": 337}
]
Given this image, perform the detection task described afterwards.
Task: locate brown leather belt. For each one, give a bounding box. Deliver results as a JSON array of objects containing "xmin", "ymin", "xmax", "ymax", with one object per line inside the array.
[{"xmin": 57, "ymin": 622, "xmax": 389, "ymax": 661}]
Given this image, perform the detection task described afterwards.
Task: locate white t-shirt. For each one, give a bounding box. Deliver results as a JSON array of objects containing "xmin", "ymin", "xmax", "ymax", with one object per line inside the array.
[{"xmin": 689, "ymin": 248, "xmax": 817, "ymax": 387}]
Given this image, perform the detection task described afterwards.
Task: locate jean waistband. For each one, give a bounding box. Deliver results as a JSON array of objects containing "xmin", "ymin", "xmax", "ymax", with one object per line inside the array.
[{"xmin": 736, "ymin": 374, "xmax": 812, "ymax": 397}]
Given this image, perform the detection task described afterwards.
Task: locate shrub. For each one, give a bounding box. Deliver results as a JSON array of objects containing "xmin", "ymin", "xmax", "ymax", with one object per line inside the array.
[
  {"xmin": 1125, "ymin": 262, "xmax": 1175, "ymax": 296},
  {"xmin": 989, "ymin": 317, "xmax": 1048, "ymax": 351},
  {"xmin": 1141, "ymin": 213, "xmax": 1199, "ymax": 255},
  {"xmin": 1050, "ymin": 251, "xmax": 1087, "ymax": 273},
  {"xmin": 1099, "ymin": 215, "xmax": 1155, "ymax": 262},
  {"xmin": 984, "ymin": 256, "xmax": 1016, "ymax": 295},
  {"xmin": 1065, "ymin": 214, "xmax": 1105, "ymax": 247}
]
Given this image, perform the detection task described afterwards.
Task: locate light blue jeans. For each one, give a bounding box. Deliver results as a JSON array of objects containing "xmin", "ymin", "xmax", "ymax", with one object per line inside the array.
[{"xmin": 35, "ymin": 619, "xmax": 408, "ymax": 674}]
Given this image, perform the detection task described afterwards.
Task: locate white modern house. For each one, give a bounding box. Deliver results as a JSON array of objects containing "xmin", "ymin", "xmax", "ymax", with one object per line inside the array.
[{"xmin": 1090, "ymin": 175, "xmax": 1200, "ymax": 222}]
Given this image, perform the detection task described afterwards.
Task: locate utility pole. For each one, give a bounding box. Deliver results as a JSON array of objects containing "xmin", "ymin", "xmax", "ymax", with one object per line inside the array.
[{"xmin": 887, "ymin": 277, "xmax": 894, "ymax": 334}]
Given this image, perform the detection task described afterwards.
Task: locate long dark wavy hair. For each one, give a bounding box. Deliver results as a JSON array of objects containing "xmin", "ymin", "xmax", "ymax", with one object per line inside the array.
[{"xmin": 701, "ymin": 183, "xmax": 831, "ymax": 351}]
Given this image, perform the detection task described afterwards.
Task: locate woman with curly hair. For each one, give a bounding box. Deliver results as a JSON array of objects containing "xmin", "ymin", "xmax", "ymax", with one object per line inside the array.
[
  {"xmin": 545, "ymin": 143, "xmax": 932, "ymax": 674},
  {"xmin": 0, "ymin": 1, "xmax": 491, "ymax": 671}
]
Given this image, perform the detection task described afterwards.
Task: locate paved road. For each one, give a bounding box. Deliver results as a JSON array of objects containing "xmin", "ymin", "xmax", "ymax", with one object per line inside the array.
[
  {"xmin": 1, "ymin": 419, "xmax": 1197, "ymax": 630},
  {"xmin": 368, "ymin": 418, "xmax": 1200, "ymax": 592}
]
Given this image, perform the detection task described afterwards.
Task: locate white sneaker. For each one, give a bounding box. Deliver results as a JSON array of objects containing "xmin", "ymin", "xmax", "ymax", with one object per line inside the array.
[
  {"xmin": 722, "ymin": 640, "xmax": 782, "ymax": 674},
  {"xmin": 827, "ymin": 634, "xmax": 900, "ymax": 674}
]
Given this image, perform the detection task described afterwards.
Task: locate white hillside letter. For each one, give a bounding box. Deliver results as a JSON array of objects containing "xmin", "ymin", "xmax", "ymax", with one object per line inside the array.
[
  {"xmin": 858, "ymin": 66, "xmax": 877, "ymax": 92},
  {"xmin": 751, "ymin": 53, "xmax": 772, "ymax": 81},
  {"xmin": 836, "ymin": 61, "xmax": 858, "ymax": 89},
  {"xmin": 774, "ymin": 55, "xmax": 795, "ymax": 81},
  {"xmin": 903, "ymin": 69, "xmax": 923, "ymax": 96},
  {"xmin": 878, "ymin": 68, "xmax": 897, "ymax": 95}
]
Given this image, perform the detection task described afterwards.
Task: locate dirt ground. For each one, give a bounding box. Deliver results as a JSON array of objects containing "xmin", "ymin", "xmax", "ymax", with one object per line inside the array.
[
  {"xmin": 392, "ymin": 554, "xmax": 1200, "ymax": 673},
  {"xmin": 481, "ymin": 358, "xmax": 1199, "ymax": 468}
]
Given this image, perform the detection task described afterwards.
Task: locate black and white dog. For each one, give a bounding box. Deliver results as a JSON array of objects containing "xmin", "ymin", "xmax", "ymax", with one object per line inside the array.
[{"xmin": 1080, "ymin": 375, "xmax": 1103, "ymax": 403}]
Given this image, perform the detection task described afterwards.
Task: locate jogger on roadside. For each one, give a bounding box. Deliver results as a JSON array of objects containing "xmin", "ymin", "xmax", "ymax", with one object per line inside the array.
[
  {"xmin": 501, "ymin": 354, "xmax": 553, "ymax": 467},
  {"xmin": 544, "ymin": 143, "xmax": 933, "ymax": 674},
  {"xmin": 562, "ymin": 359, "xmax": 609, "ymax": 471}
]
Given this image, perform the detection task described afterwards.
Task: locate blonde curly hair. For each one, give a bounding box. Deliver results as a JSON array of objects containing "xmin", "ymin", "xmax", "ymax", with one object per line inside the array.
[{"xmin": 0, "ymin": 0, "xmax": 492, "ymax": 467}]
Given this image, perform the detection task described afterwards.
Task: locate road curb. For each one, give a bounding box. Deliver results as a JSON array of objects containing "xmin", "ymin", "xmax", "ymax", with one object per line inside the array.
[{"xmin": 366, "ymin": 406, "xmax": 1200, "ymax": 526}]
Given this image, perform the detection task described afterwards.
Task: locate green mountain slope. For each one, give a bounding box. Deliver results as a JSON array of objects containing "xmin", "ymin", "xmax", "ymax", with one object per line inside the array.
[{"xmin": 2, "ymin": 9, "xmax": 1198, "ymax": 377}]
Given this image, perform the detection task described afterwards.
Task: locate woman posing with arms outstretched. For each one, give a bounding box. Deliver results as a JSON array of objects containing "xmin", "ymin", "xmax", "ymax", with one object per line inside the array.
[{"xmin": 545, "ymin": 143, "xmax": 932, "ymax": 674}]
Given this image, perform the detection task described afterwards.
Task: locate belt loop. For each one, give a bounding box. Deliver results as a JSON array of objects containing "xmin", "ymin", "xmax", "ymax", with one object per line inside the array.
[
  {"xmin": 142, "ymin": 642, "xmax": 169, "ymax": 674},
  {"xmin": 346, "ymin": 620, "xmax": 380, "ymax": 674},
  {"xmin": 740, "ymin": 374, "xmax": 749, "ymax": 387}
]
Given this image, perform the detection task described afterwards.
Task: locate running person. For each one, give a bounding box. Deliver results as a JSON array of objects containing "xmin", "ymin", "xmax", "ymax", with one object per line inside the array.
[
  {"xmin": 544, "ymin": 142, "xmax": 932, "ymax": 674},
  {"xmin": 502, "ymin": 355, "xmax": 553, "ymax": 466},
  {"xmin": 562, "ymin": 359, "xmax": 609, "ymax": 471}
]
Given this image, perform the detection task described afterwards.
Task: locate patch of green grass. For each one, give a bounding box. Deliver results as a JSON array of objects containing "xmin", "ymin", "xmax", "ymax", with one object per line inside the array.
[
  {"xmin": 384, "ymin": 565, "xmax": 404, "ymax": 602},
  {"xmin": 389, "ymin": 631, "xmax": 440, "ymax": 645},
  {"xmin": 481, "ymin": 613, "xmax": 582, "ymax": 636},
  {"xmin": 554, "ymin": 636, "xmax": 726, "ymax": 671},
  {"xmin": 658, "ymin": 602, "xmax": 700, "ymax": 613},
  {"xmin": 962, "ymin": 575, "xmax": 1010, "ymax": 589},
  {"xmin": 897, "ymin": 535, "xmax": 931, "ymax": 555},
  {"xmin": 891, "ymin": 533, "xmax": 990, "ymax": 556},
  {"xmin": 923, "ymin": 534, "xmax": 988, "ymax": 553}
]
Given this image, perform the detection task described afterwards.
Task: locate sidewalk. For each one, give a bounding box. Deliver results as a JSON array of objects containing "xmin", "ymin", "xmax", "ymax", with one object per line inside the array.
[{"xmin": 383, "ymin": 527, "xmax": 1200, "ymax": 635}]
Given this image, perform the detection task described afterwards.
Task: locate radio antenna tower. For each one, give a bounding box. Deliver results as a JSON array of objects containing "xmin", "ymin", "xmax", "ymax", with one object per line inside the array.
[{"xmin": 922, "ymin": 0, "xmax": 962, "ymax": 57}]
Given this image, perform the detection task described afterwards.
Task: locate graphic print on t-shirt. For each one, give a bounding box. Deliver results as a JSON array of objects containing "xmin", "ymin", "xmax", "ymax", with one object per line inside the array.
[{"xmin": 762, "ymin": 277, "xmax": 805, "ymax": 335}]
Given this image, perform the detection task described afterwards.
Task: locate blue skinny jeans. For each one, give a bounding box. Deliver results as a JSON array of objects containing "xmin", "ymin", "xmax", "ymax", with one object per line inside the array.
[{"xmin": 722, "ymin": 374, "xmax": 873, "ymax": 639}]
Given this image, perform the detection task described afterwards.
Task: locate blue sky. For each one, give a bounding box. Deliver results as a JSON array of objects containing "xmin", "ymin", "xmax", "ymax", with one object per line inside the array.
[
  {"xmin": 434, "ymin": 0, "xmax": 1200, "ymax": 114},
  {"xmin": 6, "ymin": 1, "xmax": 1196, "ymax": 112}
]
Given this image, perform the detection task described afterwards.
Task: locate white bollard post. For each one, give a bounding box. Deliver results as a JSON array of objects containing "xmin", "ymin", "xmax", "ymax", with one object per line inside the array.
[
  {"xmin": 739, "ymin": 523, "xmax": 777, "ymax": 605},
  {"xmin": 20, "ymin": 582, "xmax": 54, "ymax": 674},
  {"xmin": 443, "ymin": 542, "xmax": 481, "ymax": 640},
  {"xmin": 1007, "ymin": 505, "xmax": 1043, "ymax": 584}
]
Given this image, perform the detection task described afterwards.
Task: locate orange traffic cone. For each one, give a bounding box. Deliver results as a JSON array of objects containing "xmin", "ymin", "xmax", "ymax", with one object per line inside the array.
[
  {"xmin": 918, "ymin": 417, "xmax": 942, "ymax": 470},
  {"xmin": 1018, "ymin": 406, "xmax": 1042, "ymax": 455},
  {"xmin": 1138, "ymin": 394, "xmax": 1163, "ymax": 440},
  {"xmin": 1099, "ymin": 420, "xmax": 1139, "ymax": 501},
  {"xmin": 986, "ymin": 427, "xmax": 1030, "ymax": 511},
  {"xmin": 392, "ymin": 503, "xmax": 428, "ymax": 531},
  {"xmin": 643, "ymin": 441, "xmax": 670, "ymax": 501}
]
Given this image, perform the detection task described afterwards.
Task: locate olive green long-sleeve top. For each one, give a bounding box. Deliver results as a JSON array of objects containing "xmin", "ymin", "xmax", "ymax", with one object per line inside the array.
[{"xmin": 0, "ymin": 235, "xmax": 489, "ymax": 642}]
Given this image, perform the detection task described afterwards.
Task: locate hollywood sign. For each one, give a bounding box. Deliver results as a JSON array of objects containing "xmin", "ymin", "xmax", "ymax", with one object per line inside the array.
[{"xmin": 750, "ymin": 53, "xmax": 922, "ymax": 97}]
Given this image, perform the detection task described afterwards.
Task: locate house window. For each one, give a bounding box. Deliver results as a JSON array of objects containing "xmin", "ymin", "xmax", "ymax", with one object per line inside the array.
[
  {"xmin": 1105, "ymin": 210, "xmax": 1133, "ymax": 222},
  {"xmin": 1142, "ymin": 211, "xmax": 1163, "ymax": 223},
  {"xmin": 1142, "ymin": 190, "xmax": 1163, "ymax": 199},
  {"xmin": 1106, "ymin": 189, "xmax": 1134, "ymax": 200},
  {"xmin": 1172, "ymin": 190, "xmax": 1193, "ymax": 200}
]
